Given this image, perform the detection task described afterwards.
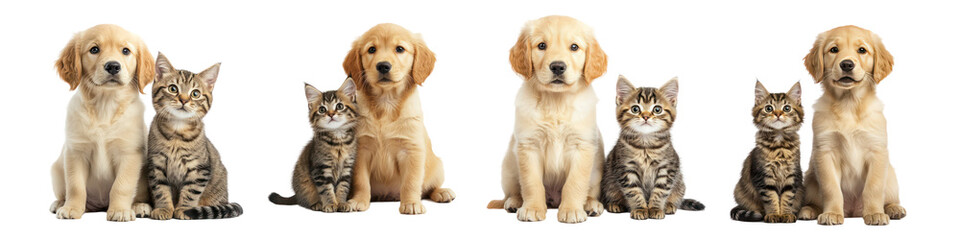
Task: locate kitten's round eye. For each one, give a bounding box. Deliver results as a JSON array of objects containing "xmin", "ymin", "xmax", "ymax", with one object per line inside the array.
[
  {"xmin": 829, "ymin": 47, "xmax": 839, "ymax": 53},
  {"xmin": 168, "ymin": 84, "xmax": 178, "ymax": 93},
  {"xmin": 537, "ymin": 42, "xmax": 546, "ymax": 50},
  {"xmin": 765, "ymin": 105, "xmax": 773, "ymax": 112},
  {"xmin": 858, "ymin": 47, "xmax": 867, "ymax": 54},
  {"xmin": 653, "ymin": 106, "xmax": 662, "ymax": 114},
  {"xmin": 336, "ymin": 103, "xmax": 344, "ymax": 110},
  {"xmin": 396, "ymin": 46, "xmax": 405, "ymax": 53},
  {"xmin": 191, "ymin": 90, "xmax": 201, "ymax": 99},
  {"xmin": 319, "ymin": 106, "xmax": 327, "ymax": 113},
  {"xmin": 570, "ymin": 44, "xmax": 579, "ymax": 51},
  {"xmin": 367, "ymin": 47, "xmax": 376, "ymax": 54},
  {"xmin": 631, "ymin": 106, "xmax": 640, "ymax": 114},
  {"xmin": 89, "ymin": 46, "xmax": 100, "ymax": 54},
  {"xmin": 122, "ymin": 48, "xmax": 131, "ymax": 55},
  {"xmin": 783, "ymin": 105, "xmax": 791, "ymax": 112}
]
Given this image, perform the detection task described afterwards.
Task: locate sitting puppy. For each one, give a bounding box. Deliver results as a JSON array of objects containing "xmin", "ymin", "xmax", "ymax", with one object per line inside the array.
[{"xmin": 49, "ymin": 24, "xmax": 155, "ymax": 221}]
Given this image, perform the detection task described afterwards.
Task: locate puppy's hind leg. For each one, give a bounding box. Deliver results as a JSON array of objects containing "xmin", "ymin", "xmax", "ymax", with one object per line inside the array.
[{"xmin": 50, "ymin": 154, "xmax": 66, "ymax": 213}]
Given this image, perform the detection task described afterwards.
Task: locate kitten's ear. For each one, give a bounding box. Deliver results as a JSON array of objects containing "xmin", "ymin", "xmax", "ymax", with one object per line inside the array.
[
  {"xmin": 304, "ymin": 83, "xmax": 322, "ymax": 103},
  {"xmin": 155, "ymin": 52, "xmax": 175, "ymax": 80},
  {"xmin": 198, "ymin": 63, "xmax": 221, "ymax": 91},
  {"xmin": 788, "ymin": 81, "xmax": 802, "ymax": 102},
  {"xmin": 754, "ymin": 80, "xmax": 769, "ymax": 104},
  {"xmin": 339, "ymin": 77, "xmax": 357, "ymax": 102},
  {"xmin": 659, "ymin": 77, "xmax": 679, "ymax": 107},
  {"xmin": 615, "ymin": 75, "xmax": 635, "ymax": 105}
]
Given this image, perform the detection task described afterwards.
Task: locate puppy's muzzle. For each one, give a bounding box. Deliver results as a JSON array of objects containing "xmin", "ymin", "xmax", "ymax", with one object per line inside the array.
[
  {"xmin": 549, "ymin": 61, "xmax": 566, "ymax": 76},
  {"xmin": 376, "ymin": 61, "xmax": 392, "ymax": 74},
  {"xmin": 839, "ymin": 59, "xmax": 855, "ymax": 73},
  {"xmin": 105, "ymin": 61, "xmax": 121, "ymax": 75}
]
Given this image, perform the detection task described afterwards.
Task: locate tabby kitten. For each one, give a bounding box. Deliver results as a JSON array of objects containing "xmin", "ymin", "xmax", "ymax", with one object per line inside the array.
[
  {"xmin": 601, "ymin": 76, "xmax": 705, "ymax": 220},
  {"xmin": 269, "ymin": 79, "xmax": 358, "ymax": 212},
  {"xmin": 146, "ymin": 53, "xmax": 242, "ymax": 220},
  {"xmin": 730, "ymin": 81, "xmax": 804, "ymax": 223}
]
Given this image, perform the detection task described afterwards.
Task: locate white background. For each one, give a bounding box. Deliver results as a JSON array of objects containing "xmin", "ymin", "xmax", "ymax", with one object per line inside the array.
[{"xmin": 1, "ymin": 0, "xmax": 957, "ymax": 239}]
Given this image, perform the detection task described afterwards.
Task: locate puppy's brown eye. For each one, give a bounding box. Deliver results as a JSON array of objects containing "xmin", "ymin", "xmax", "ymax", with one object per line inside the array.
[
  {"xmin": 90, "ymin": 46, "xmax": 100, "ymax": 54},
  {"xmin": 653, "ymin": 106, "xmax": 662, "ymax": 114},
  {"xmin": 631, "ymin": 105, "xmax": 640, "ymax": 114},
  {"xmin": 122, "ymin": 48, "xmax": 131, "ymax": 55},
  {"xmin": 858, "ymin": 47, "xmax": 867, "ymax": 54},
  {"xmin": 168, "ymin": 85, "xmax": 178, "ymax": 93},
  {"xmin": 191, "ymin": 90, "xmax": 201, "ymax": 99},
  {"xmin": 367, "ymin": 47, "xmax": 376, "ymax": 54},
  {"xmin": 396, "ymin": 46, "xmax": 405, "ymax": 53},
  {"xmin": 765, "ymin": 105, "xmax": 773, "ymax": 112},
  {"xmin": 829, "ymin": 47, "xmax": 839, "ymax": 53},
  {"xmin": 537, "ymin": 42, "xmax": 546, "ymax": 50},
  {"xmin": 570, "ymin": 44, "xmax": 579, "ymax": 51},
  {"xmin": 783, "ymin": 105, "xmax": 791, "ymax": 112},
  {"xmin": 336, "ymin": 103, "xmax": 344, "ymax": 110}
]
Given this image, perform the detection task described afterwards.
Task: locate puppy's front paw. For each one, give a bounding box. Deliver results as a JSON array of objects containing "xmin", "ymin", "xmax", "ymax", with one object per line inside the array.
[
  {"xmin": 150, "ymin": 208, "xmax": 174, "ymax": 220},
  {"xmin": 173, "ymin": 208, "xmax": 191, "ymax": 220},
  {"xmin": 863, "ymin": 212, "xmax": 890, "ymax": 226},
  {"xmin": 516, "ymin": 204, "xmax": 546, "ymax": 222},
  {"xmin": 630, "ymin": 208, "xmax": 648, "ymax": 220},
  {"xmin": 399, "ymin": 201, "xmax": 426, "ymax": 215},
  {"xmin": 133, "ymin": 203, "xmax": 152, "ymax": 218},
  {"xmin": 558, "ymin": 207, "xmax": 587, "ymax": 223},
  {"xmin": 648, "ymin": 207, "xmax": 665, "ymax": 219},
  {"xmin": 584, "ymin": 197, "xmax": 603, "ymax": 217},
  {"xmin": 885, "ymin": 204, "xmax": 907, "ymax": 220},
  {"xmin": 429, "ymin": 188, "xmax": 456, "ymax": 203},
  {"xmin": 56, "ymin": 206, "xmax": 84, "ymax": 219},
  {"xmin": 503, "ymin": 197, "xmax": 522, "ymax": 213},
  {"xmin": 347, "ymin": 199, "xmax": 370, "ymax": 212},
  {"xmin": 798, "ymin": 206, "xmax": 820, "ymax": 220},
  {"xmin": 49, "ymin": 200, "xmax": 64, "ymax": 214},
  {"xmin": 106, "ymin": 207, "xmax": 136, "ymax": 222},
  {"xmin": 817, "ymin": 212, "xmax": 844, "ymax": 225}
]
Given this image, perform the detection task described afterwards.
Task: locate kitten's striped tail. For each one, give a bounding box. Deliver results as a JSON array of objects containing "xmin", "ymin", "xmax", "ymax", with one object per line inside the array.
[
  {"xmin": 183, "ymin": 203, "xmax": 243, "ymax": 219},
  {"xmin": 730, "ymin": 205, "xmax": 762, "ymax": 222},
  {"xmin": 487, "ymin": 199, "xmax": 505, "ymax": 209},
  {"xmin": 680, "ymin": 199, "xmax": 705, "ymax": 211},
  {"xmin": 268, "ymin": 192, "xmax": 297, "ymax": 205}
]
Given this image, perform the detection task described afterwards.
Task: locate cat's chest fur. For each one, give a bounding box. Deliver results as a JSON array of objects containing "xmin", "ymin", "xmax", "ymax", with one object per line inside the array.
[{"xmin": 159, "ymin": 142, "xmax": 209, "ymax": 186}]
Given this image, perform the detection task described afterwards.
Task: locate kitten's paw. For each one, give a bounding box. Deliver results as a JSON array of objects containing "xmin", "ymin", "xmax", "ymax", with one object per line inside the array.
[
  {"xmin": 863, "ymin": 212, "xmax": 890, "ymax": 226},
  {"xmin": 106, "ymin": 207, "xmax": 136, "ymax": 222},
  {"xmin": 429, "ymin": 188, "xmax": 456, "ymax": 203},
  {"xmin": 150, "ymin": 208, "xmax": 174, "ymax": 220},
  {"xmin": 558, "ymin": 207, "xmax": 587, "ymax": 223},
  {"xmin": 648, "ymin": 207, "xmax": 666, "ymax": 220},
  {"xmin": 782, "ymin": 213, "xmax": 797, "ymax": 223},
  {"xmin": 817, "ymin": 212, "xmax": 844, "ymax": 225},
  {"xmin": 764, "ymin": 213, "xmax": 797, "ymax": 223},
  {"xmin": 516, "ymin": 204, "xmax": 546, "ymax": 222},
  {"xmin": 56, "ymin": 206, "xmax": 84, "ymax": 219},
  {"xmin": 399, "ymin": 201, "xmax": 426, "ymax": 215},
  {"xmin": 630, "ymin": 208, "xmax": 648, "ymax": 220},
  {"xmin": 173, "ymin": 208, "xmax": 192, "ymax": 220},
  {"xmin": 798, "ymin": 206, "xmax": 820, "ymax": 220},
  {"xmin": 346, "ymin": 199, "xmax": 370, "ymax": 212},
  {"xmin": 320, "ymin": 204, "xmax": 337, "ymax": 213},
  {"xmin": 607, "ymin": 204, "xmax": 624, "ymax": 213},
  {"xmin": 503, "ymin": 197, "xmax": 522, "ymax": 213},
  {"xmin": 584, "ymin": 197, "xmax": 603, "ymax": 217},
  {"xmin": 49, "ymin": 200, "xmax": 64, "ymax": 214},
  {"xmin": 133, "ymin": 203, "xmax": 152, "ymax": 218},
  {"xmin": 337, "ymin": 202, "xmax": 353, "ymax": 212},
  {"xmin": 885, "ymin": 204, "xmax": 907, "ymax": 220},
  {"xmin": 664, "ymin": 203, "xmax": 677, "ymax": 215}
]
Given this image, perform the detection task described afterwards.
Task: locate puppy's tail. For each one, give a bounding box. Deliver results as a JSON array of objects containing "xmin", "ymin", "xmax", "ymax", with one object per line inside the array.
[
  {"xmin": 183, "ymin": 203, "xmax": 243, "ymax": 219},
  {"xmin": 487, "ymin": 199, "xmax": 505, "ymax": 209},
  {"xmin": 680, "ymin": 198, "xmax": 705, "ymax": 211},
  {"xmin": 269, "ymin": 192, "xmax": 297, "ymax": 205},
  {"xmin": 730, "ymin": 205, "xmax": 763, "ymax": 222}
]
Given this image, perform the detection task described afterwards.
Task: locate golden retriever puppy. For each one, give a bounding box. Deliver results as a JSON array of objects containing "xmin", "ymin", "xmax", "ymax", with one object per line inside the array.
[
  {"xmin": 798, "ymin": 25, "xmax": 906, "ymax": 225},
  {"xmin": 49, "ymin": 24, "xmax": 154, "ymax": 221},
  {"xmin": 487, "ymin": 16, "xmax": 607, "ymax": 223},
  {"xmin": 341, "ymin": 23, "xmax": 455, "ymax": 214}
]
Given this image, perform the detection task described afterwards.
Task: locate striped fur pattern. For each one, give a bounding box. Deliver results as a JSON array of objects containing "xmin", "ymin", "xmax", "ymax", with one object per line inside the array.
[
  {"xmin": 146, "ymin": 53, "xmax": 241, "ymax": 220},
  {"xmin": 731, "ymin": 81, "xmax": 804, "ymax": 223},
  {"xmin": 601, "ymin": 76, "xmax": 704, "ymax": 220},
  {"xmin": 269, "ymin": 79, "xmax": 358, "ymax": 212}
]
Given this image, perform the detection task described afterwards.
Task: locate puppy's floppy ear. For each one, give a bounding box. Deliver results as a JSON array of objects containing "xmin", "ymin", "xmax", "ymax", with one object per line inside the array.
[
  {"xmin": 342, "ymin": 40, "xmax": 364, "ymax": 90},
  {"xmin": 871, "ymin": 33, "xmax": 893, "ymax": 83},
  {"xmin": 583, "ymin": 36, "xmax": 608, "ymax": 84},
  {"xmin": 659, "ymin": 77, "xmax": 679, "ymax": 107},
  {"xmin": 56, "ymin": 32, "xmax": 82, "ymax": 91},
  {"xmin": 616, "ymin": 75, "xmax": 635, "ymax": 105},
  {"xmin": 135, "ymin": 40, "xmax": 155, "ymax": 94},
  {"xmin": 804, "ymin": 33, "xmax": 825, "ymax": 83},
  {"xmin": 509, "ymin": 29, "xmax": 533, "ymax": 79},
  {"xmin": 411, "ymin": 35, "xmax": 435, "ymax": 85}
]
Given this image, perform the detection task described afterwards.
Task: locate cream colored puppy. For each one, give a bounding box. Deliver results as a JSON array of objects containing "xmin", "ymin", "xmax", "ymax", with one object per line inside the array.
[
  {"xmin": 488, "ymin": 16, "xmax": 607, "ymax": 223},
  {"xmin": 49, "ymin": 24, "xmax": 154, "ymax": 221},
  {"xmin": 798, "ymin": 25, "xmax": 907, "ymax": 226}
]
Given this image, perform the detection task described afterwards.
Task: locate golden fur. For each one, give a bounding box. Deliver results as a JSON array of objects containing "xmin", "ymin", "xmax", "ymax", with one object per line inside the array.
[
  {"xmin": 488, "ymin": 16, "xmax": 608, "ymax": 223},
  {"xmin": 49, "ymin": 24, "xmax": 155, "ymax": 221},
  {"xmin": 341, "ymin": 23, "xmax": 454, "ymax": 214},
  {"xmin": 798, "ymin": 25, "xmax": 906, "ymax": 225}
]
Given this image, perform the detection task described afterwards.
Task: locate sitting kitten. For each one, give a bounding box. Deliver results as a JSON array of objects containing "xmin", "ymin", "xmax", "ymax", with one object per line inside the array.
[
  {"xmin": 269, "ymin": 79, "xmax": 358, "ymax": 212},
  {"xmin": 601, "ymin": 76, "xmax": 705, "ymax": 220},
  {"xmin": 731, "ymin": 81, "xmax": 804, "ymax": 223},
  {"xmin": 147, "ymin": 53, "xmax": 242, "ymax": 220}
]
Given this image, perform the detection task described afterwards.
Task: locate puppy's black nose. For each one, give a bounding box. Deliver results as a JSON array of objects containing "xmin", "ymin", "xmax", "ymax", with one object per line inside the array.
[
  {"xmin": 104, "ymin": 61, "xmax": 121, "ymax": 75},
  {"xmin": 550, "ymin": 61, "xmax": 566, "ymax": 75},
  {"xmin": 376, "ymin": 62, "xmax": 392, "ymax": 74},
  {"xmin": 839, "ymin": 60, "xmax": 855, "ymax": 72}
]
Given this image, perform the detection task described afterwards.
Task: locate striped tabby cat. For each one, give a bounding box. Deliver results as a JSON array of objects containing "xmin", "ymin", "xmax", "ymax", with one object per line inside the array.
[
  {"xmin": 146, "ymin": 53, "xmax": 242, "ymax": 220},
  {"xmin": 601, "ymin": 76, "xmax": 705, "ymax": 220},
  {"xmin": 731, "ymin": 81, "xmax": 804, "ymax": 223},
  {"xmin": 269, "ymin": 79, "xmax": 358, "ymax": 212}
]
